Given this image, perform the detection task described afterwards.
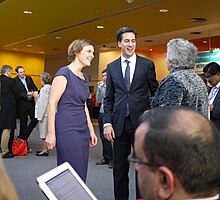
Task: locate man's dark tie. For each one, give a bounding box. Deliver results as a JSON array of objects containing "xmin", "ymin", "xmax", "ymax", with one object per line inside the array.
[
  {"xmin": 125, "ymin": 60, "xmax": 130, "ymax": 90},
  {"xmin": 125, "ymin": 60, "xmax": 130, "ymax": 117}
]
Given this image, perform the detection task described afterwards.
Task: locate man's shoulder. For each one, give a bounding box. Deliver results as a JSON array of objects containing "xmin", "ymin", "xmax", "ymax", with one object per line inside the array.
[
  {"xmin": 136, "ymin": 54, "xmax": 153, "ymax": 64},
  {"xmin": 108, "ymin": 57, "xmax": 120, "ymax": 67}
]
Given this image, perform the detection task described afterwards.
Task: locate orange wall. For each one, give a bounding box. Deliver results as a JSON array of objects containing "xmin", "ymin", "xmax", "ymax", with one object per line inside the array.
[{"xmin": 0, "ymin": 50, "xmax": 45, "ymax": 88}]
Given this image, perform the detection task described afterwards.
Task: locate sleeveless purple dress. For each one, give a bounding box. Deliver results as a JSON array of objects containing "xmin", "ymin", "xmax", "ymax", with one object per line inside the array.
[{"xmin": 55, "ymin": 66, "xmax": 90, "ymax": 182}]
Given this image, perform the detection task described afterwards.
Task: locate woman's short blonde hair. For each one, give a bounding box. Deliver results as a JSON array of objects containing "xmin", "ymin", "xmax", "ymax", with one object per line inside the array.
[
  {"xmin": 0, "ymin": 157, "xmax": 19, "ymax": 200},
  {"xmin": 67, "ymin": 39, "xmax": 93, "ymax": 62}
]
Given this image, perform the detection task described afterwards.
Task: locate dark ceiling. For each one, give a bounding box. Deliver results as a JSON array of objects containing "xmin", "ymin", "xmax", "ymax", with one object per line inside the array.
[{"xmin": 1, "ymin": 0, "xmax": 220, "ymax": 55}]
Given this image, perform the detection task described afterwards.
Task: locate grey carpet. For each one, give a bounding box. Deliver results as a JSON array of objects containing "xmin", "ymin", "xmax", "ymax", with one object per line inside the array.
[{"xmin": 3, "ymin": 122, "xmax": 135, "ymax": 200}]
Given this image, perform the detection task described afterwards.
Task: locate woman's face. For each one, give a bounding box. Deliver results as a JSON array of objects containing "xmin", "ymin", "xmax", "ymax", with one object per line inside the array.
[
  {"xmin": 76, "ymin": 45, "xmax": 94, "ymax": 67},
  {"xmin": 166, "ymin": 51, "xmax": 174, "ymax": 72}
]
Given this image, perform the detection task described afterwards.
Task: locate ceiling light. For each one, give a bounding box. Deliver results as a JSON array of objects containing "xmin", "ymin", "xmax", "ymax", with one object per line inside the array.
[
  {"xmin": 23, "ymin": 10, "xmax": 32, "ymax": 15},
  {"xmin": 126, "ymin": 0, "xmax": 134, "ymax": 3},
  {"xmin": 203, "ymin": 41, "xmax": 207, "ymax": 44},
  {"xmin": 39, "ymin": 51, "xmax": 44, "ymax": 54},
  {"xmin": 189, "ymin": 18, "xmax": 207, "ymax": 22},
  {"xmin": 56, "ymin": 36, "xmax": 62, "ymax": 40},
  {"xmin": 159, "ymin": 9, "xmax": 168, "ymax": 13},
  {"xmin": 97, "ymin": 25, "xmax": 104, "ymax": 29},
  {"xmin": 26, "ymin": 44, "xmax": 32, "ymax": 47},
  {"xmin": 150, "ymin": 49, "xmax": 153, "ymax": 51}
]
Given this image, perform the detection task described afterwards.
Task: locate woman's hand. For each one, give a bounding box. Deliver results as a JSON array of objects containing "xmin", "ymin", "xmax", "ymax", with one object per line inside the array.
[
  {"xmin": 90, "ymin": 131, "xmax": 98, "ymax": 147},
  {"xmin": 46, "ymin": 133, "xmax": 56, "ymax": 150}
]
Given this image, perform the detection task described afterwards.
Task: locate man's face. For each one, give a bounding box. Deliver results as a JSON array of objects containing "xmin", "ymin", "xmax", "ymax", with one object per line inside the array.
[
  {"xmin": 205, "ymin": 72, "xmax": 220, "ymax": 87},
  {"xmin": 17, "ymin": 67, "xmax": 25, "ymax": 78},
  {"xmin": 118, "ymin": 32, "xmax": 136, "ymax": 59},
  {"xmin": 134, "ymin": 123, "xmax": 159, "ymax": 200},
  {"xmin": 102, "ymin": 72, "xmax": 107, "ymax": 82}
]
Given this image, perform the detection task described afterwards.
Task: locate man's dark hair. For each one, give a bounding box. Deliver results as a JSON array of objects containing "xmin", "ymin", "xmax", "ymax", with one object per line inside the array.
[
  {"xmin": 116, "ymin": 27, "xmax": 137, "ymax": 42},
  {"xmin": 203, "ymin": 62, "xmax": 220, "ymax": 76},
  {"xmin": 102, "ymin": 69, "xmax": 107, "ymax": 74},
  {"xmin": 140, "ymin": 107, "xmax": 220, "ymax": 197},
  {"xmin": 1, "ymin": 65, "xmax": 12, "ymax": 74},
  {"xmin": 15, "ymin": 66, "xmax": 24, "ymax": 73}
]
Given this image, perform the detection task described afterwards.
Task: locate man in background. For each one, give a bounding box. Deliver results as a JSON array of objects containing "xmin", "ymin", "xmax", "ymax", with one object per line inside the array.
[
  {"xmin": 104, "ymin": 26, "xmax": 158, "ymax": 200},
  {"xmin": 14, "ymin": 66, "xmax": 38, "ymax": 147},
  {"xmin": 0, "ymin": 65, "xmax": 19, "ymax": 158},
  {"xmin": 133, "ymin": 107, "xmax": 220, "ymax": 200},
  {"xmin": 203, "ymin": 62, "xmax": 220, "ymax": 131},
  {"xmin": 96, "ymin": 69, "xmax": 113, "ymax": 168}
]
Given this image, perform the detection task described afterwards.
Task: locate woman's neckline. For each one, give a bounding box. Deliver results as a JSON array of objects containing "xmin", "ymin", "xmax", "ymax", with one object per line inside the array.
[{"xmin": 66, "ymin": 66, "xmax": 85, "ymax": 81}]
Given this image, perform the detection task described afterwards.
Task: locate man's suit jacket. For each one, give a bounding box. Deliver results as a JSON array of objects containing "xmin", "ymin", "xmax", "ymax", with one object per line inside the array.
[
  {"xmin": 14, "ymin": 76, "xmax": 38, "ymax": 107},
  {"xmin": 104, "ymin": 55, "xmax": 158, "ymax": 136},
  {"xmin": 210, "ymin": 89, "xmax": 220, "ymax": 131},
  {"xmin": 0, "ymin": 75, "xmax": 20, "ymax": 129}
]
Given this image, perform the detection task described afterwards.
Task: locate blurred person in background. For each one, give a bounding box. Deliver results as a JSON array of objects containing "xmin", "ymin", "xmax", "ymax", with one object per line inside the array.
[
  {"xmin": 34, "ymin": 72, "xmax": 52, "ymax": 157},
  {"xmin": 203, "ymin": 62, "xmax": 220, "ymax": 131},
  {"xmin": 96, "ymin": 69, "xmax": 113, "ymax": 168},
  {"xmin": 0, "ymin": 65, "xmax": 19, "ymax": 158},
  {"xmin": 14, "ymin": 66, "xmax": 38, "ymax": 150}
]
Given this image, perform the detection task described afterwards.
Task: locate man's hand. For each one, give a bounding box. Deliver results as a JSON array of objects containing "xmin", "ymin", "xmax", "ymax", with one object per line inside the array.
[
  {"xmin": 104, "ymin": 126, "xmax": 115, "ymax": 143},
  {"xmin": 209, "ymin": 104, "xmax": 214, "ymax": 112}
]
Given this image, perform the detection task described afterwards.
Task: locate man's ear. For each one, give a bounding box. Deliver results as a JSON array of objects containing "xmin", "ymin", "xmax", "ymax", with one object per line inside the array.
[
  {"xmin": 118, "ymin": 41, "xmax": 121, "ymax": 48},
  {"xmin": 158, "ymin": 166, "xmax": 174, "ymax": 199}
]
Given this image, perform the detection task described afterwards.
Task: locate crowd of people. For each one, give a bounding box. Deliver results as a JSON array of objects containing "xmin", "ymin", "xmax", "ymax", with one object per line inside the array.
[{"xmin": 1, "ymin": 26, "xmax": 220, "ymax": 200}]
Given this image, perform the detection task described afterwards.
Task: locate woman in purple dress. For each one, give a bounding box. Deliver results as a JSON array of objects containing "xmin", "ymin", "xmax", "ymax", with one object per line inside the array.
[{"xmin": 46, "ymin": 39, "xmax": 97, "ymax": 182}]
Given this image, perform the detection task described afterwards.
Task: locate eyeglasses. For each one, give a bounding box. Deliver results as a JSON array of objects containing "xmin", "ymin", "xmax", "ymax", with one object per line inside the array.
[{"xmin": 128, "ymin": 154, "xmax": 159, "ymax": 167}]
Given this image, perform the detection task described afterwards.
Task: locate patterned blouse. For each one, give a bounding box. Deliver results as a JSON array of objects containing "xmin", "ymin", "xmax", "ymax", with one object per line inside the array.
[{"xmin": 150, "ymin": 69, "xmax": 208, "ymax": 117}]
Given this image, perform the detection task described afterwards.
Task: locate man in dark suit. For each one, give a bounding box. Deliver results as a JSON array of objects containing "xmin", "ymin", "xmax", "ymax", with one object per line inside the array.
[
  {"xmin": 103, "ymin": 27, "xmax": 158, "ymax": 200},
  {"xmin": 0, "ymin": 65, "xmax": 20, "ymax": 158},
  {"xmin": 133, "ymin": 107, "xmax": 220, "ymax": 200},
  {"xmin": 203, "ymin": 62, "xmax": 220, "ymax": 131},
  {"xmin": 14, "ymin": 66, "xmax": 38, "ymax": 143}
]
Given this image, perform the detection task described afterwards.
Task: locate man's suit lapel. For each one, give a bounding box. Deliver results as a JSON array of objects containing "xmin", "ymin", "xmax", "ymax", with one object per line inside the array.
[
  {"xmin": 16, "ymin": 76, "xmax": 27, "ymax": 91},
  {"xmin": 213, "ymin": 89, "xmax": 220, "ymax": 105}
]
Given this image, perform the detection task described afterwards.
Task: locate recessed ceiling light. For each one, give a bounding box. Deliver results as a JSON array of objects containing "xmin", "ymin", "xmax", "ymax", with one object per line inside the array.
[
  {"xmin": 97, "ymin": 25, "xmax": 104, "ymax": 29},
  {"xmin": 203, "ymin": 41, "xmax": 208, "ymax": 44},
  {"xmin": 150, "ymin": 49, "xmax": 153, "ymax": 51},
  {"xmin": 56, "ymin": 36, "xmax": 62, "ymax": 40},
  {"xmin": 39, "ymin": 51, "xmax": 44, "ymax": 54},
  {"xmin": 26, "ymin": 44, "xmax": 32, "ymax": 47},
  {"xmin": 159, "ymin": 9, "xmax": 168, "ymax": 13},
  {"xmin": 190, "ymin": 32, "xmax": 201, "ymax": 35},
  {"xmin": 23, "ymin": 10, "xmax": 32, "ymax": 15},
  {"xmin": 189, "ymin": 18, "xmax": 207, "ymax": 22}
]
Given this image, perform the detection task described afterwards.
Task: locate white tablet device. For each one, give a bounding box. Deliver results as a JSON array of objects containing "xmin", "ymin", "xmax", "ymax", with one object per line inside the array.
[{"xmin": 36, "ymin": 162, "xmax": 97, "ymax": 200}]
